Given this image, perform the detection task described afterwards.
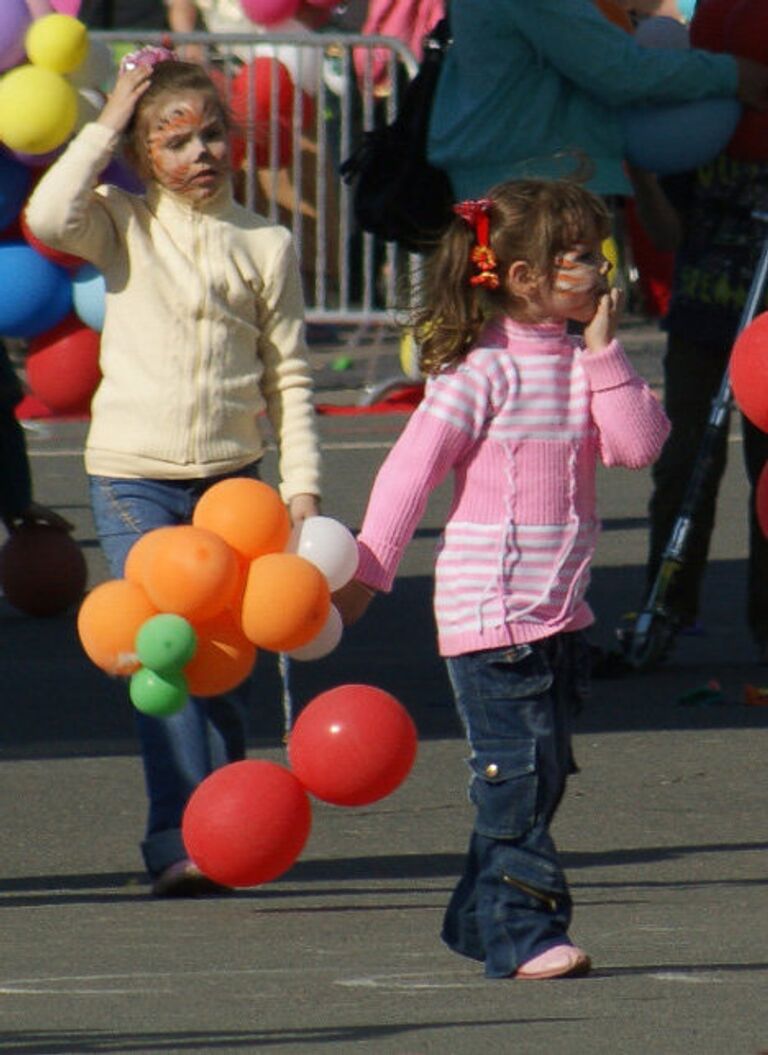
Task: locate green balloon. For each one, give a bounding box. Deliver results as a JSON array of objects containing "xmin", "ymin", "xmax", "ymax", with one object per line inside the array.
[
  {"xmin": 135, "ymin": 613, "xmax": 197, "ymax": 673},
  {"xmin": 129, "ymin": 667, "xmax": 188, "ymax": 718}
]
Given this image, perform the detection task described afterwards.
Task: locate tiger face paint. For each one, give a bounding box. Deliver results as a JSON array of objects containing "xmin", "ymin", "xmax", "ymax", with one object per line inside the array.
[
  {"xmin": 143, "ymin": 90, "xmax": 229, "ymax": 205},
  {"xmin": 544, "ymin": 240, "xmax": 612, "ymax": 324}
]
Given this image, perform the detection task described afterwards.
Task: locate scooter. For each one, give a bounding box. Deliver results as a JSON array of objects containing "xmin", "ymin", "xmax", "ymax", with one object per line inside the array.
[{"xmin": 618, "ymin": 214, "xmax": 768, "ymax": 670}]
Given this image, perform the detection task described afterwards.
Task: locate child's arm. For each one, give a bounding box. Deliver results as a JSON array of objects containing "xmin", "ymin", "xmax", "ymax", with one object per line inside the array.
[
  {"xmin": 24, "ymin": 69, "xmax": 149, "ymax": 268},
  {"xmin": 579, "ymin": 327, "xmax": 670, "ymax": 468},
  {"xmin": 333, "ymin": 366, "xmax": 494, "ymax": 624}
]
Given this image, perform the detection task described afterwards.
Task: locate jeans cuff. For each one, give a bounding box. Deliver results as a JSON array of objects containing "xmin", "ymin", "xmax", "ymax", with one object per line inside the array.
[{"xmin": 141, "ymin": 827, "xmax": 187, "ymax": 878}]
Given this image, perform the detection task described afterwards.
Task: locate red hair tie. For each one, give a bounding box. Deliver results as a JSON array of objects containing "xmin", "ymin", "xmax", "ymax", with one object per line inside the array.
[{"xmin": 452, "ymin": 198, "xmax": 500, "ymax": 289}]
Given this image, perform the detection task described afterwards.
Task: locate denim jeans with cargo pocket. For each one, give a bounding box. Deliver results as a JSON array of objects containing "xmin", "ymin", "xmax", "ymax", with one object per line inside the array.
[
  {"xmin": 88, "ymin": 464, "xmax": 261, "ymax": 879},
  {"xmin": 442, "ymin": 631, "xmax": 590, "ymax": 978}
]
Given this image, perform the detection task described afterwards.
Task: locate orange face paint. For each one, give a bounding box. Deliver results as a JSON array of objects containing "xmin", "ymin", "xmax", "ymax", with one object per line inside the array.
[{"xmin": 143, "ymin": 90, "xmax": 229, "ymax": 204}]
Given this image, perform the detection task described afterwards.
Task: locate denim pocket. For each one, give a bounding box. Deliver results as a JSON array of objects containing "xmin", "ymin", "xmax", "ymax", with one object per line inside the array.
[
  {"xmin": 468, "ymin": 736, "xmax": 537, "ymax": 840},
  {"xmin": 472, "ymin": 644, "xmax": 554, "ymax": 703}
]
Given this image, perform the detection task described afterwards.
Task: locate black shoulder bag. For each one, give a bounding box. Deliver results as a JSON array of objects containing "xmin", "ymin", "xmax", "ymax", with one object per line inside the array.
[{"xmin": 340, "ymin": 16, "xmax": 454, "ymax": 254}]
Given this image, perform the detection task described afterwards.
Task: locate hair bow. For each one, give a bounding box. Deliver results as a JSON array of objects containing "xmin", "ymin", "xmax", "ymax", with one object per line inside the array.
[
  {"xmin": 119, "ymin": 44, "xmax": 178, "ymax": 75},
  {"xmin": 452, "ymin": 198, "xmax": 499, "ymax": 289}
]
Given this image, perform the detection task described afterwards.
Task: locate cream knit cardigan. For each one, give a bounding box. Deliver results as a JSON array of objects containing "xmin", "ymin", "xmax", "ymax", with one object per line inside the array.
[{"xmin": 26, "ymin": 122, "xmax": 321, "ymax": 502}]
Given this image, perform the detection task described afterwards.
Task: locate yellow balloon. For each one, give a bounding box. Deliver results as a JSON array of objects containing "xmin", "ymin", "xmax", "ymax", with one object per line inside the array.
[
  {"xmin": 0, "ymin": 65, "xmax": 77, "ymax": 154},
  {"xmin": 26, "ymin": 14, "xmax": 89, "ymax": 75}
]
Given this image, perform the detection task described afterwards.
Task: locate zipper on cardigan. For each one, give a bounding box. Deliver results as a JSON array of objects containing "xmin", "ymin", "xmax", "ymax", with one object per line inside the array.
[{"xmin": 501, "ymin": 873, "xmax": 558, "ymax": 913}]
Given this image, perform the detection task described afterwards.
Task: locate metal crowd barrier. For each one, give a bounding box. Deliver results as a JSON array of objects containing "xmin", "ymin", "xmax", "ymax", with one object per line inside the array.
[{"xmin": 90, "ymin": 30, "xmax": 422, "ymax": 329}]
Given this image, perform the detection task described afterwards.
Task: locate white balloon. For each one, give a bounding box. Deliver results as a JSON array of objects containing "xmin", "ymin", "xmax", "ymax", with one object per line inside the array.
[
  {"xmin": 288, "ymin": 516, "xmax": 359, "ymax": 591},
  {"xmin": 288, "ymin": 604, "xmax": 342, "ymax": 661}
]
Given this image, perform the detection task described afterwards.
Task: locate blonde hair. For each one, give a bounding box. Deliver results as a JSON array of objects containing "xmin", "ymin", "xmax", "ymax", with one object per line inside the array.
[
  {"xmin": 125, "ymin": 61, "xmax": 233, "ymax": 178},
  {"xmin": 415, "ymin": 179, "xmax": 611, "ymax": 376}
]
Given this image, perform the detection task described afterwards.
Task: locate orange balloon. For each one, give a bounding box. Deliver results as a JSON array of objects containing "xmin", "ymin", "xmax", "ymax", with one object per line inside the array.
[
  {"xmin": 139, "ymin": 525, "xmax": 240, "ymax": 623},
  {"xmin": 77, "ymin": 578, "xmax": 158, "ymax": 675},
  {"xmin": 124, "ymin": 526, "xmax": 179, "ymax": 586},
  {"xmin": 184, "ymin": 608, "xmax": 257, "ymax": 696},
  {"xmin": 241, "ymin": 553, "xmax": 330, "ymax": 653},
  {"xmin": 593, "ymin": 0, "xmax": 633, "ymax": 32},
  {"xmin": 192, "ymin": 478, "xmax": 291, "ymax": 561}
]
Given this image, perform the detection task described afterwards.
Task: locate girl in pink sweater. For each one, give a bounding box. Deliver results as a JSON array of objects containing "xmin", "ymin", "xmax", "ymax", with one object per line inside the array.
[{"xmin": 335, "ymin": 180, "xmax": 669, "ymax": 980}]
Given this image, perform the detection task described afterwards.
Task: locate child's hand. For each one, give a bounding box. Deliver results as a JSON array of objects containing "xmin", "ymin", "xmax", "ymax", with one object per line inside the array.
[
  {"xmin": 333, "ymin": 579, "xmax": 376, "ymax": 626},
  {"xmin": 288, "ymin": 493, "xmax": 320, "ymax": 525},
  {"xmin": 97, "ymin": 66, "xmax": 153, "ymax": 134},
  {"xmin": 584, "ymin": 287, "xmax": 624, "ymax": 353}
]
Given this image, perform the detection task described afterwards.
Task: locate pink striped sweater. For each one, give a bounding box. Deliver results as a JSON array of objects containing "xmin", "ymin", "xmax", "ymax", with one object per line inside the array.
[{"xmin": 355, "ymin": 317, "xmax": 670, "ymax": 656}]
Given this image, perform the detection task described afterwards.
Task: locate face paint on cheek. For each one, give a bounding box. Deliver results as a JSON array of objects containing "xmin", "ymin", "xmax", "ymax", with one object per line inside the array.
[
  {"xmin": 553, "ymin": 245, "xmax": 596, "ymax": 295},
  {"xmin": 144, "ymin": 101, "xmax": 208, "ymax": 192}
]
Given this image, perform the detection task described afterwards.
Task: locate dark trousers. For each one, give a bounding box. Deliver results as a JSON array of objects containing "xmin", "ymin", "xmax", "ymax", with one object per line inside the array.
[
  {"xmin": 647, "ymin": 332, "xmax": 768, "ymax": 638},
  {"xmin": 442, "ymin": 632, "xmax": 590, "ymax": 978}
]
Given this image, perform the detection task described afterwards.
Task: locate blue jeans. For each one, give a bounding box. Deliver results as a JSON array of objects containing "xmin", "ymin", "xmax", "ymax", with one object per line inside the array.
[
  {"xmin": 89, "ymin": 465, "xmax": 261, "ymax": 878},
  {"xmin": 443, "ymin": 632, "xmax": 590, "ymax": 978}
]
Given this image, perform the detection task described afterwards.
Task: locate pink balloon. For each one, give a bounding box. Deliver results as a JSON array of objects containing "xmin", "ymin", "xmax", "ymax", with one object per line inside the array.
[
  {"xmin": 50, "ymin": 0, "xmax": 82, "ymax": 13},
  {"xmin": 25, "ymin": 0, "xmax": 55, "ymax": 17},
  {"xmin": 240, "ymin": 0, "xmax": 300, "ymax": 27}
]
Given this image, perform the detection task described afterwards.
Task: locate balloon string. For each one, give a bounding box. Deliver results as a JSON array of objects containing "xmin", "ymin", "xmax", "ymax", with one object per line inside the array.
[{"xmin": 278, "ymin": 652, "xmax": 293, "ymax": 741}]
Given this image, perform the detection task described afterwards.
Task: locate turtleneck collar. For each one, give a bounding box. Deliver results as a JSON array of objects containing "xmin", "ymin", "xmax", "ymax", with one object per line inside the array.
[{"xmin": 145, "ymin": 179, "xmax": 235, "ymax": 219}]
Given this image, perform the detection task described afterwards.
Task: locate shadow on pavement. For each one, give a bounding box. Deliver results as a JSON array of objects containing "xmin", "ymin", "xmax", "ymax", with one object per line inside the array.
[{"xmin": 3, "ymin": 556, "xmax": 768, "ymax": 763}]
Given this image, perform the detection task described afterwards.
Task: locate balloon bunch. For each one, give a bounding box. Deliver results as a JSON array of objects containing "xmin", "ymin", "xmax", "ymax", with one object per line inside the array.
[
  {"xmin": 0, "ymin": 3, "xmax": 121, "ymax": 418},
  {"xmin": 182, "ymin": 683, "xmax": 419, "ymax": 887},
  {"xmin": 77, "ymin": 477, "xmax": 359, "ymax": 715}
]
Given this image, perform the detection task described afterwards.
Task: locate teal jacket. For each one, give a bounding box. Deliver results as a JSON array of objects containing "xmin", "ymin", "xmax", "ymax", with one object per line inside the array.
[{"xmin": 428, "ymin": 0, "xmax": 739, "ymax": 198}]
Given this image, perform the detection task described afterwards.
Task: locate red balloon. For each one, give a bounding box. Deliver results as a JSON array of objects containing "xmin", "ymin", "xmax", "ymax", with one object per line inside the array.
[
  {"xmin": 20, "ymin": 210, "xmax": 85, "ymax": 270},
  {"xmin": 689, "ymin": 0, "xmax": 733, "ymax": 50},
  {"xmin": 730, "ymin": 311, "xmax": 768, "ymax": 432},
  {"xmin": 182, "ymin": 760, "xmax": 312, "ymax": 887},
  {"xmin": 0, "ymin": 524, "xmax": 87, "ymax": 617},
  {"xmin": 288, "ymin": 684, "xmax": 418, "ymax": 806},
  {"xmin": 756, "ymin": 461, "xmax": 768, "ymax": 539},
  {"xmin": 230, "ymin": 58, "xmax": 295, "ymax": 167},
  {"xmin": 26, "ymin": 316, "xmax": 101, "ymax": 415}
]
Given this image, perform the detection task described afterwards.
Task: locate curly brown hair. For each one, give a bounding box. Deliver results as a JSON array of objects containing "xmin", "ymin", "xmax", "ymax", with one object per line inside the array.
[{"xmin": 414, "ymin": 179, "xmax": 612, "ymax": 377}]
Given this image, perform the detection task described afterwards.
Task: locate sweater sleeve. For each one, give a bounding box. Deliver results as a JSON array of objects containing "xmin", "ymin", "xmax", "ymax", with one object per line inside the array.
[
  {"xmin": 257, "ymin": 234, "xmax": 322, "ymax": 502},
  {"xmin": 508, "ymin": 0, "xmax": 738, "ymax": 108},
  {"xmin": 25, "ymin": 123, "xmax": 123, "ymax": 272},
  {"xmin": 356, "ymin": 366, "xmax": 494, "ymax": 592},
  {"xmin": 578, "ymin": 339, "xmax": 670, "ymax": 468}
]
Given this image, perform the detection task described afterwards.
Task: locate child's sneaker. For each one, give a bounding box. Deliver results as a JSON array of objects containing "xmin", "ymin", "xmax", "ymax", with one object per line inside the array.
[{"xmin": 515, "ymin": 944, "xmax": 591, "ymax": 980}]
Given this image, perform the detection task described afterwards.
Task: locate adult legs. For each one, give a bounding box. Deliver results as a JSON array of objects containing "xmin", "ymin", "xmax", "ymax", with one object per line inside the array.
[
  {"xmin": 442, "ymin": 633, "xmax": 589, "ymax": 978},
  {"xmin": 741, "ymin": 415, "xmax": 768, "ymax": 643},
  {"xmin": 646, "ymin": 334, "xmax": 730, "ymax": 626}
]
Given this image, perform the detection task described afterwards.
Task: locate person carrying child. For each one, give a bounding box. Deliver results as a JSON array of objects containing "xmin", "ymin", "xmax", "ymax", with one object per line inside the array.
[
  {"xmin": 334, "ymin": 180, "xmax": 670, "ymax": 979},
  {"xmin": 26, "ymin": 50, "xmax": 321, "ymax": 897}
]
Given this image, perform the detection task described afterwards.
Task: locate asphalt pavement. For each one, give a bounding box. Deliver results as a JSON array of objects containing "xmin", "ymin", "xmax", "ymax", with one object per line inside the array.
[{"xmin": 1, "ymin": 319, "xmax": 767, "ymax": 1055}]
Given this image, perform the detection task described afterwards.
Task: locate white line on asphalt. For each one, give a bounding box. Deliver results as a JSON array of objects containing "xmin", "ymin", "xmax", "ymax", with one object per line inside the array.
[
  {"xmin": 27, "ymin": 440, "xmax": 397, "ymax": 457},
  {"xmin": 336, "ymin": 972, "xmax": 485, "ymax": 990}
]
